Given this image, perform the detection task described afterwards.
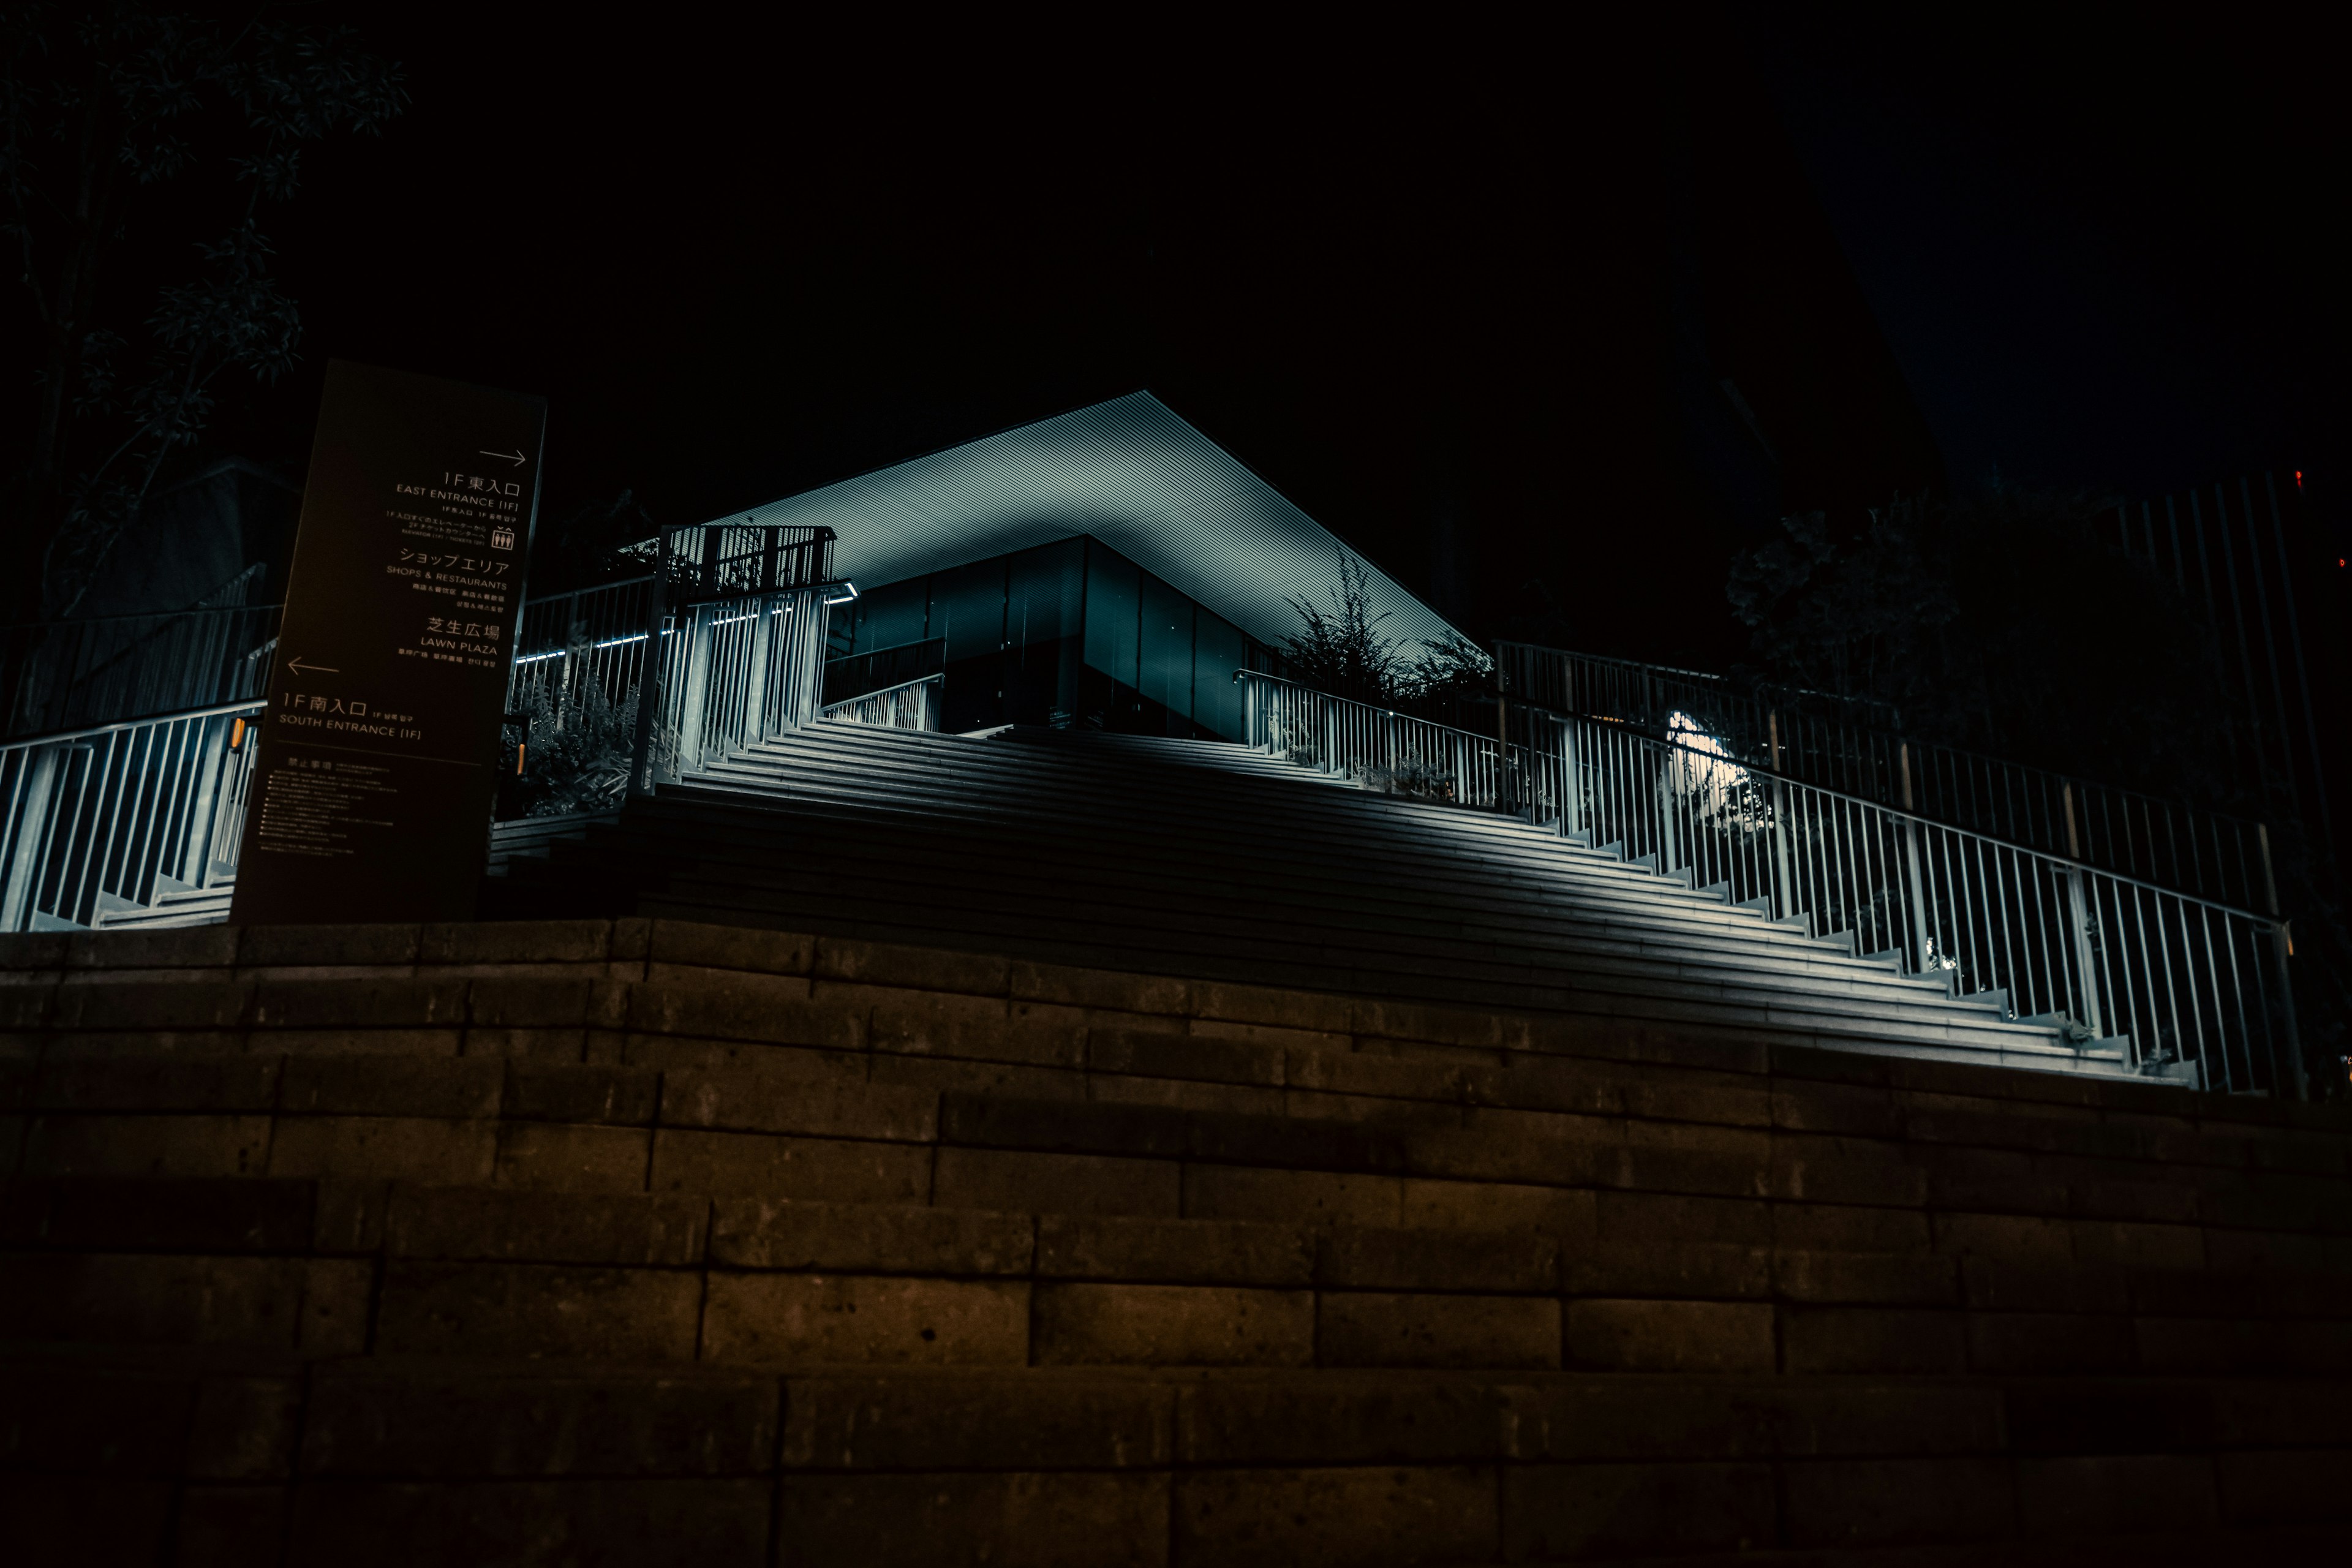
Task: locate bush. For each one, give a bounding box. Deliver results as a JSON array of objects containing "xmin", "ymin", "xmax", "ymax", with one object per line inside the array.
[
  {"xmin": 1283, "ymin": 551, "xmax": 1494, "ymax": 711},
  {"xmin": 1360, "ymin": 760, "xmax": 1457, "ymax": 802},
  {"xmin": 508, "ymin": 679, "xmax": 636, "ymax": 817}
]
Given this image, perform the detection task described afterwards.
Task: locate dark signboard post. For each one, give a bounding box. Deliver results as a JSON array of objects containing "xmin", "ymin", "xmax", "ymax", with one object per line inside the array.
[{"xmin": 230, "ymin": 361, "xmax": 545, "ymax": 925}]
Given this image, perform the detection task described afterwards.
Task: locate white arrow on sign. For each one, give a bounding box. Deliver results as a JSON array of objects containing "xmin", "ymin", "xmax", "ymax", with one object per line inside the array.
[
  {"xmin": 287, "ymin": 656, "xmax": 340, "ymax": 676},
  {"xmin": 478, "ymin": 448, "xmax": 528, "ymax": 467}
]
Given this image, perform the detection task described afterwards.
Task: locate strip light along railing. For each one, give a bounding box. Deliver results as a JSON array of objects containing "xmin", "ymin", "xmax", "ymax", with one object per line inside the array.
[
  {"xmin": 1496, "ymin": 641, "xmax": 2272, "ymax": 912},
  {"xmin": 820, "ymin": 674, "xmax": 941, "ymax": 732},
  {"xmin": 0, "ymin": 700, "xmax": 262, "ymax": 930},
  {"xmin": 1237, "ymin": 670, "xmax": 2301, "ymax": 1098},
  {"xmin": 507, "ymin": 575, "xmax": 657, "ymax": 720}
]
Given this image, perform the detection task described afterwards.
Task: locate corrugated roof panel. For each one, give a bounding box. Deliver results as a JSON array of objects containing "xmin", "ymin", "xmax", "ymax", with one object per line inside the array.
[{"xmin": 710, "ymin": 393, "xmax": 1466, "ymax": 654}]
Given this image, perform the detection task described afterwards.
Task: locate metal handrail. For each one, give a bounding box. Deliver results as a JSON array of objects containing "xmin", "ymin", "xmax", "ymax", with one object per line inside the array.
[
  {"xmin": 822, "ymin": 636, "xmax": 946, "ymax": 707},
  {"xmin": 1, "ymin": 699, "xmax": 263, "ymax": 930},
  {"xmin": 1496, "ymin": 640, "xmax": 2273, "ymax": 910},
  {"xmin": 0, "ymin": 696, "xmax": 277, "ymax": 755},
  {"xmin": 820, "ymin": 673, "xmax": 942, "ymax": 731},
  {"xmin": 662, "ymin": 522, "xmax": 835, "ymax": 605},
  {"xmin": 1236, "ymin": 669, "xmax": 2302, "ymax": 1097},
  {"xmin": 626, "ymin": 524, "xmax": 852, "ymax": 794},
  {"xmin": 2, "ymin": 600, "xmax": 281, "ymax": 741},
  {"xmin": 507, "ymin": 575, "xmax": 661, "ymax": 737},
  {"xmin": 1, "ymin": 562, "xmax": 2294, "ymax": 1102},
  {"xmin": 0, "ymin": 534, "xmax": 858, "ymax": 930},
  {"xmin": 1572, "ymin": 714, "xmax": 2269, "ymax": 921},
  {"xmin": 1507, "ymin": 642, "xmax": 1901, "ymax": 729}
]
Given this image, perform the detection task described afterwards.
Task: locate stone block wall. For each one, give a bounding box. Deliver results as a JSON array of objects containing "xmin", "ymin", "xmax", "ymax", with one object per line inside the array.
[{"xmin": 2, "ymin": 919, "xmax": 2348, "ymax": 1564}]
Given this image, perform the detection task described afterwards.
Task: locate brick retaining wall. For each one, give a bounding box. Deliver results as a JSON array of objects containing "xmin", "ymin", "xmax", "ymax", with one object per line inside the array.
[{"xmin": 2, "ymin": 919, "xmax": 2348, "ymax": 1564}]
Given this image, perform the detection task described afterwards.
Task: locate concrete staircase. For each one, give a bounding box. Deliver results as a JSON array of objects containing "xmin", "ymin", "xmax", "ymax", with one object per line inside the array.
[
  {"xmin": 489, "ymin": 724, "xmax": 2138, "ymax": 1084},
  {"xmin": 92, "ymin": 883, "xmax": 236, "ymax": 931},
  {"xmin": 2, "ymin": 917, "xmax": 2347, "ymax": 1564}
]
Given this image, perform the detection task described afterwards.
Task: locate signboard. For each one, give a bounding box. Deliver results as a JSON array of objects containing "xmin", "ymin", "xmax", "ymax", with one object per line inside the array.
[{"xmin": 230, "ymin": 361, "xmax": 546, "ymax": 924}]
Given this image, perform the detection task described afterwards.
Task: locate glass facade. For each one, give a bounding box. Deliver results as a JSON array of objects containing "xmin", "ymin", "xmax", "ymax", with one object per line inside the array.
[{"xmin": 826, "ymin": 536, "xmax": 1269, "ymax": 739}]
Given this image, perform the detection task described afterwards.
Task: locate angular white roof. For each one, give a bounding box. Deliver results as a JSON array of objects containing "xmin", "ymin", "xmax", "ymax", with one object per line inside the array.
[{"xmin": 714, "ymin": 392, "xmax": 1464, "ymax": 652}]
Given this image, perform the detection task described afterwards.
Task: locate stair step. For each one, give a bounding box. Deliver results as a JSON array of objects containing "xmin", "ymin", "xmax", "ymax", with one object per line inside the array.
[{"xmin": 494, "ymin": 720, "xmax": 2097, "ymax": 1079}]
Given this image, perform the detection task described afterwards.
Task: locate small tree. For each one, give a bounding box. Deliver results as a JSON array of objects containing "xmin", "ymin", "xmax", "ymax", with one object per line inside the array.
[
  {"xmin": 508, "ymin": 677, "xmax": 637, "ymax": 818},
  {"xmin": 1283, "ymin": 549, "xmax": 1496, "ymax": 712},
  {"xmin": 1400, "ymin": 630, "xmax": 1493, "ymax": 708},
  {"xmin": 1281, "ymin": 551, "xmax": 1404, "ymax": 704}
]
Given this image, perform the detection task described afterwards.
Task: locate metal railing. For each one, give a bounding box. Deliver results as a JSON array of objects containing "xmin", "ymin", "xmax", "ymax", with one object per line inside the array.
[
  {"xmin": 0, "ymin": 526, "xmax": 857, "ymax": 932},
  {"xmin": 507, "ymin": 575, "xmax": 657, "ymax": 720},
  {"xmin": 1242, "ymin": 668, "xmax": 1510, "ymax": 805},
  {"xmin": 628, "ymin": 524, "xmax": 847, "ymax": 791},
  {"xmin": 1496, "ymin": 641, "xmax": 2273, "ymax": 911},
  {"xmin": 1, "ymin": 699, "xmax": 262, "ymax": 930},
  {"xmin": 664, "ymin": 519, "xmax": 836, "ymax": 599},
  {"xmin": 820, "ymin": 674, "xmax": 941, "ymax": 731},
  {"xmin": 1238, "ymin": 669, "xmax": 2302, "ymax": 1097},
  {"xmin": 2, "ymin": 601, "xmax": 281, "ymax": 741},
  {"xmin": 823, "ymin": 636, "xmax": 945, "ymax": 708}
]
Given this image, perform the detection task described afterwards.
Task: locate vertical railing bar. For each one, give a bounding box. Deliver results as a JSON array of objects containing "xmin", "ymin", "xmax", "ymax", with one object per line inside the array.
[
  {"xmin": 2172, "ymin": 897, "xmax": 2209, "ymax": 1085},
  {"xmin": 2151, "ymin": 877, "xmax": 2184, "ymax": 1071}
]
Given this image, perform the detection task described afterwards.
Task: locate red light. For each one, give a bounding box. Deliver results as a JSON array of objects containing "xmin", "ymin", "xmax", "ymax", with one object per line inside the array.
[{"xmin": 2296, "ymin": 470, "xmax": 2305, "ymax": 488}]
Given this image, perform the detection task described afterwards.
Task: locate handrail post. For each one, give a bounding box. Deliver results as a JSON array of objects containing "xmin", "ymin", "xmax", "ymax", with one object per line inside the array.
[
  {"xmin": 1495, "ymin": 665, "xmax": 1509, "ymax": 815},
  {"xmin": 2256, "ymin": 823, "xmax": 2307, "ymax": 1097},
  {"xmin": 627, "ymin": 527, "xmax": 673, "ymax": 798},
  {"xmin": 560, "ymin": 589, "xmax": 584, "ymax": 728},
  {"xmin": 1, "ymin": 744, "xmax": 61, "ymax": 930},
  {"xmin": 742, "ymin": 589, "xmax": 775, "ymax": 743},
  {"xmin": 1899, "ymin": 742, "xmax": 1932, "ymax": 980},
  {"xmin": 2062, "ymin": 784, "xmax": 2106, "ymax": 1042},
  {"xmin": 675, "ymin": 597, "xmax": 716, "ymax": 773},
  {"xmin": 796, "ymin": 584, "xmax": 831, "ymax": 727},
  {"xmin": 1561, "ymin": 714, "xmax": 1581, "ymax": 839},
  {"xmin": 1768, "ymin": 711, "xmax": 1796, "ymax": 922},
  {"xmin": 177, "ymin": 715, "xmax": 233, "ymax": 890}
]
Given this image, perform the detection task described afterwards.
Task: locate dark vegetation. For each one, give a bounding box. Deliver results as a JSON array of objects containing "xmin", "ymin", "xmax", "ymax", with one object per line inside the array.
[
  {"xmin": 1280, "ymin": 551, "xmax": 1493, "ymax": 713},
  {"xmin": 1, "ymin": 3, "xmax": 404, "ymax": 621},
  {"xmin": 1727, "ymin": 488, "xmax": 2237, "ymax": 804},
  {"xmin": 505, "ymin": 678, "xmax": 636, "ymax": 820},
  {"xmin": 1728, "ymin": 486, "xmax": 2346, "ymax": 1094}
]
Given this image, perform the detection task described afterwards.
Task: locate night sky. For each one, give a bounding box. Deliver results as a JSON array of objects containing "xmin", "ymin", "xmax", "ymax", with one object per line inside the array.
[
  {"xmin": 183, "ymin": 6, "xmax": 2343, "ymax": 662},
  {"xmin": 1741, "ymin": 11, "xmax": 2345, "ymax": 499}
]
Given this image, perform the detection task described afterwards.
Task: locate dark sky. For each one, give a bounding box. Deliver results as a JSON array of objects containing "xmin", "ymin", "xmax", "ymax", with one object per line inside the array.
[
  {"xmin": 176, "ymin": 6, "xmax": 2343, "ymax": 650},
  {"xmin": 225, "ymin": 15, "xmax": 1509, "ymax": 527},
  {"xmin": 217, "ymin": 7, "xmax": 1602, "ymax": 628},
  {"xmin": 1740, "ymin": 10, "xmax": 2346, "ymax": 502}
]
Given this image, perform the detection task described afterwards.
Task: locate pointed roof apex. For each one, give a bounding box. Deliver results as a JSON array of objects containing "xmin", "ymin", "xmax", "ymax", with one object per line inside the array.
[{"xmin": 715, "ymin": 392, "xmax": 1465, "ymax": 652}]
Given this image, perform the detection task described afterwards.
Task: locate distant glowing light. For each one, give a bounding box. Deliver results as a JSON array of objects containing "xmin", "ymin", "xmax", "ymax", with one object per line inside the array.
[{"xmin": 1666, "ymin": 710, "xmax": 1750, "ymax": 813}]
